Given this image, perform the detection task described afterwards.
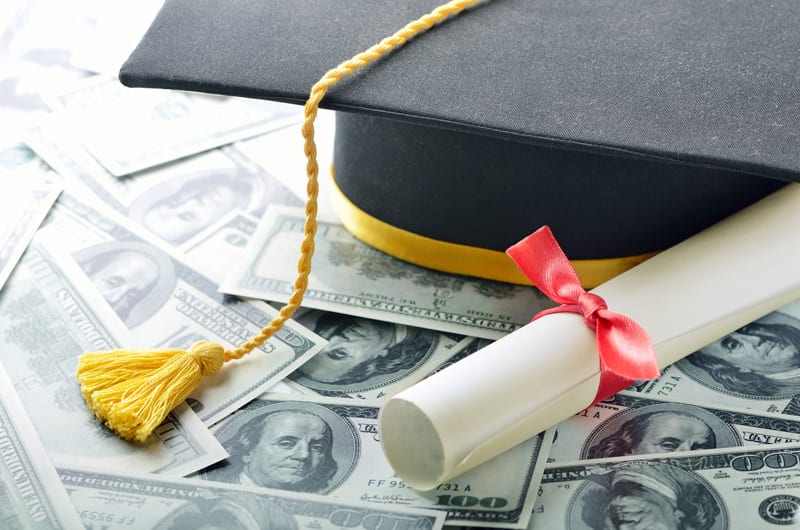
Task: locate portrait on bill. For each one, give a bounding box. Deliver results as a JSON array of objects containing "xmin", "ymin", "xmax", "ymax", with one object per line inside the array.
[
  {"xmin": 582, "ymin": 402, "xmax": 740, "ymax": 459},
  {"xmin": 74, "ymin": 240, "xmax": 177, "ymax": 328},
  {"xmin": 153, "ymin": 492, "xmax": 296, "ymax": 530},
  {"xmin": 567, "ymin": 462, "xmax": 726, "ymax": 530},
  {"xmin": 677, "ymin": 311, "xmax": 800, "ymax": 398},
  {"xmin": 126, "ymin": 160, "xmax": 299, "ymax": 246},
  {"xmin": 287, "ymin": 309, "xmax": 438, "ymax": 394},
  {"xmin": 201, "ymin": 400, "xmax": 359, "ymax": 494}
]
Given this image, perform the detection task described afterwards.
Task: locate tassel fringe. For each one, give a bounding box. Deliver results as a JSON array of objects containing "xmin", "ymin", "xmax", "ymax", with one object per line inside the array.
[
  {"xmin": 73, "ymin": 0, "xmax": 480, "ymax": 444},
  {"xmin": 77, "ymin": 341, "xmax": 225, "ymax": 442}
]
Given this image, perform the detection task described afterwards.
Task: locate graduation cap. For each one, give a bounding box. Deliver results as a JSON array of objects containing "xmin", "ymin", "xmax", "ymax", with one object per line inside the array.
[
  {"xmin": 117, "ymin": 0, "xmax": 797, "ymax": 288},
  {"xmin": 79, "ymin": 0, "xmax": 800, "ymax": 447}
]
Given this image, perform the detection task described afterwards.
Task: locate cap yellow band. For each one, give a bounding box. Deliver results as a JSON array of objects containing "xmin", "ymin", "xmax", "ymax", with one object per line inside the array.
[{"xmin": 330, "ymin": 167, "xmax": 658, "ymax": 289}]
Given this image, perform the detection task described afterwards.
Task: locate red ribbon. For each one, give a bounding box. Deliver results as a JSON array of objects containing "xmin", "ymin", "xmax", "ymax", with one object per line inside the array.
[{"xmin": 506, "ymin": 226, "xmax": 660, "ymax": 406}]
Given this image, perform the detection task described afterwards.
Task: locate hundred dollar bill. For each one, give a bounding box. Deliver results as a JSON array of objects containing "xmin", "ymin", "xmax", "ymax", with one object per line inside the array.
[
  {"xmin": 548, "ymin": 391, "xmax": 800, "ymax": 464},
  {"xmin": 0, "ymin": 363, "xmax": 84, "ymax": 528},
  {"xmin": 194, "ymin": 394, "xmax": 553, "ymax": 529},
  {"xmin": 25, "ymin": 128, "xmax": 301, "ymax": 273},
  {"xmin": 220, "ymin": 205, "xmax": 553, "ymax": 339},
  {"xmin": 0, "ymin": 242, "xmax": 226, "ymax": 476},
  {"xmin": 43, "ymin": 75, "xmax": 302, "ymax": 176},
  {"xmin": 235, "ymin": 109, "xmax": 339, "ymax": 217},
  {"xmin": 0, "ymin": 142, "xmax": 62, "ymax": 290},
  {"xmin": 529, "ymin": 445, "xmax": 800, "ymax": 529},
  {"xmin": 280, "ymin": 307, "xmax": 475, "ymax": 401},
  {"xmin": 37, "ymin": 191, "xmax": 326, "ymax": 426},
  {"xmin": 632, "ymin": 299, "xmax": 800, "ymax": 418},
  {"xmin": 179, "ymin": 211, "xmax": 262, "ymax": 283},
  {"xmin": 59, "ymin": 466, "xmax": 446, "ymax": 530}
]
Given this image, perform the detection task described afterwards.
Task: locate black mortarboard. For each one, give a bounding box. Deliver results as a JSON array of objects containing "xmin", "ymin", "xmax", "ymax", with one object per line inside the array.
[{"xmin": 118, "ymin": 0, "xmax": 798, "ymax": 287}]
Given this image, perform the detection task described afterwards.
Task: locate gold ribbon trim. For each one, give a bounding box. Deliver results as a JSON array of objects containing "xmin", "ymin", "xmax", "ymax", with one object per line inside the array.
[{"xmin": 330, "ymin": 168, "xmax": 659, "ymax": 288}]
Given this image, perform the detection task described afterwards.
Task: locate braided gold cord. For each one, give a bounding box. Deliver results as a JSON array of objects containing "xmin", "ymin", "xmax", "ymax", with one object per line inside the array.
[{"xmin": 225, "ymin": 0, "xmax": 483, "ymax": 362}]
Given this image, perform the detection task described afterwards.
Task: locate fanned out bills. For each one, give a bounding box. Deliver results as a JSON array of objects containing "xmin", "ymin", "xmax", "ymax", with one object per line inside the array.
[
  {"xmin": 530, "ymin": 445, "xmax": 800, "ymax": 529},
  {"xmin": 25, "ymin": 128, "xmax": 301, "ymax": 280},
  {"xmin": 633, "ymin": 298, "xmax": 800, "ymax": 418},
  {"xmin": 194, "ymin": 394, "xmax": 553, "ymax": 529},
  {"xmin": 178, "ymin": 211, "xmax": 263, "ymax": 283},
  {"xmin": 0, "ymin": 363, "xmax": 83, "ymax": 528},
  {"xmin": 42, "ymin": 75, "xmax": 303, "ymax": 176},
  {"xmin": 0, "ymin": 241, "xmax": 226, "ymax": 477},
  {"xmin": 0, "ymin": 142, "xmax": 61, "ymax": 290},
  {"xmin": 59, "ymin": 465, "xmax": 446, "ymax": 530},
  {"xmin": 549, "ymin": 391, "xmax": 800, "ymax": 464},
  {"xmin": 281, "ymin": 306, "xmax": 475, "ymax": 401},
  {"xmin": 220, "ymin": 205, "xmax": 555, "ymax": 339},
  {"xmin": 235, "ymin": 110, "xmax": 339, "ymax": 217},
  {"xmin": 36, "ymin": 190, "xmax": 327, "ymax": 426}
]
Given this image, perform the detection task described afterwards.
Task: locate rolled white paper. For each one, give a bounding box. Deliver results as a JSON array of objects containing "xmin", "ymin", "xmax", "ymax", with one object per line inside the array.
[{"xmin": 379, "ymin": 183, "xmax": 800, "ymax": 490}]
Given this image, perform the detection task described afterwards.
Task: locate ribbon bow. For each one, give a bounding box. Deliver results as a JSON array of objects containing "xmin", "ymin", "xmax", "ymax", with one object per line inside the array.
[{"xmin": 506, "ymin": 226, "xmax": 660, "ymax": 405}]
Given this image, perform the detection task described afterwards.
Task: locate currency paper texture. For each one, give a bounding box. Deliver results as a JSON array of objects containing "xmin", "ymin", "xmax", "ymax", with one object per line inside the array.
[
  {"xmin": 178, "ymin": 211, "xmax": 262, "ymax": 283},
  {"xmin": 0, "ymin": 142, "xmax": 61, "ymax": 290},
  {"xmin": 59, "ymin": 466, "xmax": 446, "ymax": 530},
  {"xmin": 38, "ymin": 191, "xmax": 326, "ymax": 426},
  {"xmin": 282, "ymin": 307, "xmax": 475, "ymax": 401},
  {"xmin": 529, "ymin": 446, "xmax": 800, "ymax": 529},
  {"xmin": 221, "ymin": 205, "xmax": 554, "ymax": 340},
  {"xmin": 0, "ymin": 364, "xmax": 83, "ymax": 528},
  {"xmin": 0, "ymin": 242, "xmax": 226, "ymax": 476},
  {"xmin": 43, "ymin": 75, "xmax": 302, "ymax": 176},
  {"xmin": 25, "ymin": 128, "xmax": 301, "ymax": 279},
  {"xmin": 548, "ymin": 391, "xmax": 800, "ymax": 463},
  {"xmin": 235, "ymin": 110, "xmax": 338, "ymax": 217},
  {"xmin": 635, "ymin": 299, "xmax": 800, "ymax": 418},
  {"xmin": 195, "ymin": 394, "xmax": 553, "ymax": 529}
]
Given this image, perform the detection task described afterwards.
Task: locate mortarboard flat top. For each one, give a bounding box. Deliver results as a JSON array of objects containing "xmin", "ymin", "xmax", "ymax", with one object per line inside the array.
[{"xmin": 120, "ymin": 0, "xmax": 798, "ymax": 286}]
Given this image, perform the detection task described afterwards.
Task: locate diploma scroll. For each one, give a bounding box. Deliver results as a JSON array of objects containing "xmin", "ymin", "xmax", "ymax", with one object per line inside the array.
[{"xmin": 379, "ymin": 183, "xmax": 800, "ymax": 490}]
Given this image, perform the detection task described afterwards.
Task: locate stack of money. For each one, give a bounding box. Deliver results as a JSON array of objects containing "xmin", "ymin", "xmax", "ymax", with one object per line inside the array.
[{"xmin": 2, "ymin": 1, "xmax": 800, "ymax": 528}]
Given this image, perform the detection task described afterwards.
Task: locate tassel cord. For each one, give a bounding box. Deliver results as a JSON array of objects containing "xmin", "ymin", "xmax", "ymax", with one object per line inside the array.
[
  {"xmin": 224, "ymin": 0, "xmax": 484, "ymax": 362},
  {"xmin": 77, "ymin": 0, "xmax": 486, "ymax": 443}
]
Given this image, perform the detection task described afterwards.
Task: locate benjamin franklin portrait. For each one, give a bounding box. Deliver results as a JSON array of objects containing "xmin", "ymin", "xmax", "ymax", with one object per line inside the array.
[
  {"xmin": 583, "ymin": 402, "xmax": 740, "ymax": 459},
  {"xmin": 568, "ymin": 462, "xmax": 726, "ymax": 530},
  {"xmin": 201, "ymin": 400, "xmax": 359, "ymax": 495},
  {"xmin": 288, "ymin": 309, "xmax": 438, "ymax": 394},
  {"xmin": 677, "ymin": 311, "xmax": 800, "ymax": 399},
  {"xmin": 127, "ymin": 161, "xmax": 299, "ymax": 246},
  {"xmin": 75, "ymin": 240, "xmax": 177, "ymax": 328}
]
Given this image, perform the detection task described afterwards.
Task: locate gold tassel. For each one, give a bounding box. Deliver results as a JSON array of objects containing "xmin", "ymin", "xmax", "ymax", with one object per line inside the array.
[
  {"xmin": 76, "ymin": 340, "xmax": 225, "ymax": 443},
  {"xmin": 74, "ymin": 0, "xmax": 480, "ymax": 444}
]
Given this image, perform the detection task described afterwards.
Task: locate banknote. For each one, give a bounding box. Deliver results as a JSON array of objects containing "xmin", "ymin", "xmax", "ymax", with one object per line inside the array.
[
  {"xmin": 548, "ymin": 391, "xmax": 800, "ymax": 464},
  {"xmin": 179, "ymin": 211, "xmax": 261, "ymax": 283},
  {"xmin": 220, "ymin": 205, "xmax": 553, "ymax": 339},
  {"xmin": 24, "ymin": 128, "xmax": 301, "ymax": 270},
  {"xmin": 37, "ymin": 191, "xmax": 326, "ymax": 426},
  {"xmin": 0, "ymin": 4, "xmax": 93, "ymax": 133},
  {"xmin": 529, "ymin": 445, "xmax": 800, "ymax": 529},
  {"xmin": 632, "ymin": 299, "xmax": 800, "ymax": 418},
  {"xmin": 194, "ymin": 394, "xmax": 553, "ymax": 528},
  {"xmin": 280, "ymin": 307, "xmax": 475, "ymax": 401},
  {"xmin": 235, "ymin": 110, "xmax": 339, "ymax": 217},
  {"xmin": 0, "ymin": 241, "xmax": 226, "ymax": 476},
  {"xmin": 43, "ymin": 74, "xmax": 302, "ymax": 176},
  {"xmin": 0, "ymin": 363, "xmax": 84, "ymax": 528},
  {"xmin": 59, "ymin": 466, "xmax": 446, "ymax": 530},
  {"xmin": 0, "ymin": 142, "xmax": 62, "ymax": 290},
  {"xmin": 427, "ymin": 337, "xmax": 494, "ymax": 376}
]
